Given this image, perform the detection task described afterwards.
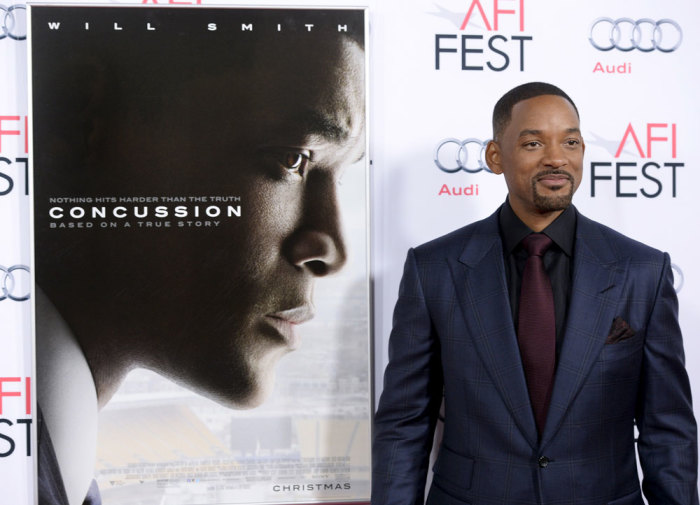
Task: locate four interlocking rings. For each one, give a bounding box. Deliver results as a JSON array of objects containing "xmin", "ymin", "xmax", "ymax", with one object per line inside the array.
[
  {"xmin": 1, "ymin": 265, "xmax": 30, "ymax": 301},
  {"xmin": 0, "ymin": 4, "xmax": 26, "ymax": 41},
  {"xmin": 589, "ymin": 18, "xmax": 682, "ymax": 53},
  {"xmin": 434, "ymin": 138, "xmax": 493, "ymax": 174}
]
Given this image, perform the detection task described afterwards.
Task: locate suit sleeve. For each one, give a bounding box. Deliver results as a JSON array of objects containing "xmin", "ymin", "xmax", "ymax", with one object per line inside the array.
[
  {"xmin": 636, "ymin": 252, "xmax": 699, "ymax": 505},
  {"xmin": 372, "ymin": 248, "xmax": 444, "ymax": 505}
]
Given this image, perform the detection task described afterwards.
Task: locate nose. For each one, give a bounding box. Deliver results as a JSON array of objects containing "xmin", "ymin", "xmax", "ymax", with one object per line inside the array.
[
  {"xmin": 283, "ymin": 172, "xmax": 347, "ymax": 277},
  {"xmin": 543, "ymin": 144, "xmax": 567, "ymax": 169}
]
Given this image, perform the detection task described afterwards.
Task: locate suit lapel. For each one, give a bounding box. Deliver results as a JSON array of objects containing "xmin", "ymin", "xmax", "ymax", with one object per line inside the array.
[
  {"xmin": 541, "ymin": 214, "xmax": 629, "ymax": 447},
  {"xmin": 449, "ymin": 212, "xmax": 539, "ymax": 449}
]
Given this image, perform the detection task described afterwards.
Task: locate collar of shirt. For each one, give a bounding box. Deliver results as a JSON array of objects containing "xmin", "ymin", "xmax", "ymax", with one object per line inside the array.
[{"xmin": 498, "ymin": 199, "xmax": 576, "ymax": 257}]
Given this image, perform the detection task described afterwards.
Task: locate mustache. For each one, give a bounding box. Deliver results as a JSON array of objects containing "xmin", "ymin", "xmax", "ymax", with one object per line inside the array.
[{"xmin": 534, "ymin": 169, "xmax": 574, "ymax": 182}]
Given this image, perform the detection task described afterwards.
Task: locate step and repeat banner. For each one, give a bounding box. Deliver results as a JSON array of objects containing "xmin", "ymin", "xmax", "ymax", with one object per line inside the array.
[
  {"xmin": 2, "ymin": 0, "xmax": 700, "ymax": 504},
  {"xmin": 1, "ymin": 2, "xmax": 33, "ymax": 505}
]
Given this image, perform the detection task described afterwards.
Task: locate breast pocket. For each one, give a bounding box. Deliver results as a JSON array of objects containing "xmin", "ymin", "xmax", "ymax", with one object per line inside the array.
[
  {"xmin": 598, "ymin": 332, "xmax": 644, "ymax": 363},
  {"xmin": 595, "ymin": 331, "xmax": 645, "ymax": 405}
]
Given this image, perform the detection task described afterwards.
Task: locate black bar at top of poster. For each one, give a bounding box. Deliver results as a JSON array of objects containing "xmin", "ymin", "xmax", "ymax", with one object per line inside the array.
[{"xmin": 30, "ymin": 5, "xmax": 365, "ymax": 39}]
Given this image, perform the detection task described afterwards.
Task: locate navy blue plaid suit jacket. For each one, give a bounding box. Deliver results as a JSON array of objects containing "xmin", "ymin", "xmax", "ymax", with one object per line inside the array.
[{"xmin": 372, "ymin": 207, "xmax": 697, "ymax": 505}]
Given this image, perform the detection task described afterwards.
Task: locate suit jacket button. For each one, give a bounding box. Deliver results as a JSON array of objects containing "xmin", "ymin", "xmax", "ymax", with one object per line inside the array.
[{"xmin": 538, "ymin": 456, "xmax": 550, "ymax": 468}]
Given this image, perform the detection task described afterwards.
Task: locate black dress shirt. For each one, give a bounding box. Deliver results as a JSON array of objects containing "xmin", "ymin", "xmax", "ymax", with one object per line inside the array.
[{"xmin": 499, "ymin": 200, "xmax": 576, "ymax": 358}]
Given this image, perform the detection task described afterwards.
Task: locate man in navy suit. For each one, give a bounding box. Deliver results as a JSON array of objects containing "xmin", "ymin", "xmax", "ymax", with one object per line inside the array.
[{"xmin": 372, "ymin": 82, "xmax": 698, "ymax": 505}]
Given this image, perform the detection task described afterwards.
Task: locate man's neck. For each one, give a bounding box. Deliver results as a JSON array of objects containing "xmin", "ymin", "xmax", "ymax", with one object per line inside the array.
[{"xmin": 510, "ymin": 205, "xmax": 564, "ymax": 232}]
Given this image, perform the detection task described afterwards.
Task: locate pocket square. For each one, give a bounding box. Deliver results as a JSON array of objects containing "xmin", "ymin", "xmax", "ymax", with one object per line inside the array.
[{"xmin": 606, "ymin": 316, "xmax": 636, "ymax": 344}]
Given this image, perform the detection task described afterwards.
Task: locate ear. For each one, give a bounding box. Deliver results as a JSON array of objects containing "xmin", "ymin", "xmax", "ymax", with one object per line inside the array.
[{"xmin": 485, "ymin": 140, "xmax": 503, "ymax": 174}]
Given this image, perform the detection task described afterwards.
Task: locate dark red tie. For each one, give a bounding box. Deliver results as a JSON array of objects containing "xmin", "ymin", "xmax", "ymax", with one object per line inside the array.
[{"xmin": 518, "ymin": 233, "xmax": 555, "ymax": 436}]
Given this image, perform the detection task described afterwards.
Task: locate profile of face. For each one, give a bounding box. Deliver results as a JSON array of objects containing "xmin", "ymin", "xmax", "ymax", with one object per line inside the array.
[
  {"xmin": 486, "ymin": 95, "xmax": 584, "ymax": 220},
  {"xmin": 43, "ymin": 33, "xmax": 366, "ymax": 409}
]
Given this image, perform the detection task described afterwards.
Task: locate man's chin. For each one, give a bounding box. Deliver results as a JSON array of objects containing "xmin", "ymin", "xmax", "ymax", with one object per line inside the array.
[
  {"xmin": 162, "ymin": 340, "xmax": 291, "ymax": 410},
  {"xmin": 199, "ymin": 373, "xmax": 275, "ymax": 410},
  {"xmin": 533, "ymin": 191, "xmax": 573, "ymax": 213},
  {"xmin": 208, "ymin": 352, "xmax": 285, "ymax": 410},
  {"xmin": 161, "ymin": 365, "xmax": 275, "ymax": 411},
  {"xmin": 229, "ymin": 387, "xmax": 272, "ymax": 410}
]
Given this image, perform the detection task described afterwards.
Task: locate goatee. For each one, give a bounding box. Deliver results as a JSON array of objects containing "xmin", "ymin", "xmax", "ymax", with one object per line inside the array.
[{"xmin": 531, "ymin": 170, "xmax": 575, "ymax": 212}]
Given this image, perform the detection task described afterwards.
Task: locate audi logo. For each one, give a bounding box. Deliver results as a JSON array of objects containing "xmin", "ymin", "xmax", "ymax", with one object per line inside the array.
[
  {"xmin": 1, "ymin": 265, "xmax": 30, "ymax": 301},
  {"xmin": 0, "ymin": 4, "xmax": 26, "ymax": 41},
  {"xmin": 434, "ymin": 138, "xmax": 494, "ymax": 174},
  {"xmin": 672, "ymin": 263, "xmax": 684, "ymax": 294},
  {"xmin": 589, "ymin": 18, "xmax": 682, "ymax": 53}
]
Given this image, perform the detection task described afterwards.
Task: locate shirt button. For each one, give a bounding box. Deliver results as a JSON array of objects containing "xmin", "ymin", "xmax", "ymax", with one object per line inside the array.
[{"xmin": 538, "ymin": 456, "xmax": 550, "ymax": 468}]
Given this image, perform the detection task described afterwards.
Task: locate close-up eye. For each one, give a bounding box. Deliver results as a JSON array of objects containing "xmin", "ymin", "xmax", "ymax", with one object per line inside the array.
[
  {"xmin": 282, "ymin": 152, "xmax": 310, "ymax": 174},
  {"xmin": 260, "ymin": 148, "xmax": 312, "ymax": 178}
]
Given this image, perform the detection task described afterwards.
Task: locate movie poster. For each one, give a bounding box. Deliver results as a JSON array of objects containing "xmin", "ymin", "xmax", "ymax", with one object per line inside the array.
[{"xmin": 29, "ymin": 5, "xmax": 369, "ymax": 505}]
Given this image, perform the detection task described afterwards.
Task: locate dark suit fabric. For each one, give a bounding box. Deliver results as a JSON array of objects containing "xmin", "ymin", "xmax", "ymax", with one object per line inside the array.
[{"xmin": 372, "ymin": 208, "xmax": 698, "ymax": 505}]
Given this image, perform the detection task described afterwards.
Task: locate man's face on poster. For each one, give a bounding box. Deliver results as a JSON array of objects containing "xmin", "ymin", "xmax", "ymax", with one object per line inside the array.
[{"xmin": 76, "ymin": 34, "xmax": 366, "ymax": 408}]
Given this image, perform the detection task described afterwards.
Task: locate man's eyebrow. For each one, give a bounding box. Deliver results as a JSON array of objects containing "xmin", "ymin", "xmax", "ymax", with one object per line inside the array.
[
  {"xmin": 518, "ymin": 129, "xmax": 542, "ymax": 137},
  {"xmin": 518, "ymin": 127, "xmax": 581, "ymax": 137},
  {"xmin": 299, "ymin": 110, "xmax": 353, "ymax": 142}
]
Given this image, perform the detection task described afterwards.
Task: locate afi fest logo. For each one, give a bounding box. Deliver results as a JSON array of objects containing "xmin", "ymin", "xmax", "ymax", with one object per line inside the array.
[
  {"xmin": 589, "ymin": 123, "xmax": 682, "ymax": 198},
  {"xmin": 0, "ymin": 376, "xmax": 32, "ymax": 457},
  {"xmin": 589, "ymin": 18, "xmax": 682, "ymax": 75},
  {"xmin": 0, "ymin": 115, "xmax": 29, "ymax": 197},
  {"xmin": 434, "ymin": 0, "xmax": 532, "ymax": 71},
  {"xmin": 0, "ymin": 5, "xmax": 26, "ymax": 41}
]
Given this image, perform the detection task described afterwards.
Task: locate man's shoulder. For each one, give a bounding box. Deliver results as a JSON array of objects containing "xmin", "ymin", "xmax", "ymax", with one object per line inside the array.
[
  {"xmin": 577, "ymin": 212, "xmax": 666, "ymax": 264},
  {"xmin": 412, "ymin": 209, "xmax": 499, "ymax": 260}
]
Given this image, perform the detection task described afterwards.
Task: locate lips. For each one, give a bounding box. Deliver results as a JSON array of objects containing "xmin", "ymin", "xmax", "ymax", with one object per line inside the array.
[
  {"xmin": 536, "ymin": 171, "xmax": 573, "ymax": 189},
  {"xmin": 265, "ymin": 305, "xmax": 315, "ymax": 350}
]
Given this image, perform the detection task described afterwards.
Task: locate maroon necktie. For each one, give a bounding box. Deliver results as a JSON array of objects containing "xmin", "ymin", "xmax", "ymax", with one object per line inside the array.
[{"xmin": 518, "ymin": 233, "xmax": 555, "ymax": 436}]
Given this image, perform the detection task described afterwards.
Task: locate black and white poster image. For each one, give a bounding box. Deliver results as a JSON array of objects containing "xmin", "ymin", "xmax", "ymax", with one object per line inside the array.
[{"xmin": 30, "ymin": 5, "xmax": 370, "ymax": 505}]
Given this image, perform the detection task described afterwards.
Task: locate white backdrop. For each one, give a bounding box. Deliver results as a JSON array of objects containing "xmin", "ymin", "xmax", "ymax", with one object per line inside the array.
[
  {"xmin": 1, "ymin": 2, "xmax": 33, "ymax": 504},
  {"xmin": 2, "ymin": 0, "xmax": 699, "ymax": 503}
]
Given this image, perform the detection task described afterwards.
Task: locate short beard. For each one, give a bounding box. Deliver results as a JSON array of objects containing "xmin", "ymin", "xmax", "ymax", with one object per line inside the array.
[{"xmin": 531, "ymin": 170, "xmax": 574, "ymax": 212}]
